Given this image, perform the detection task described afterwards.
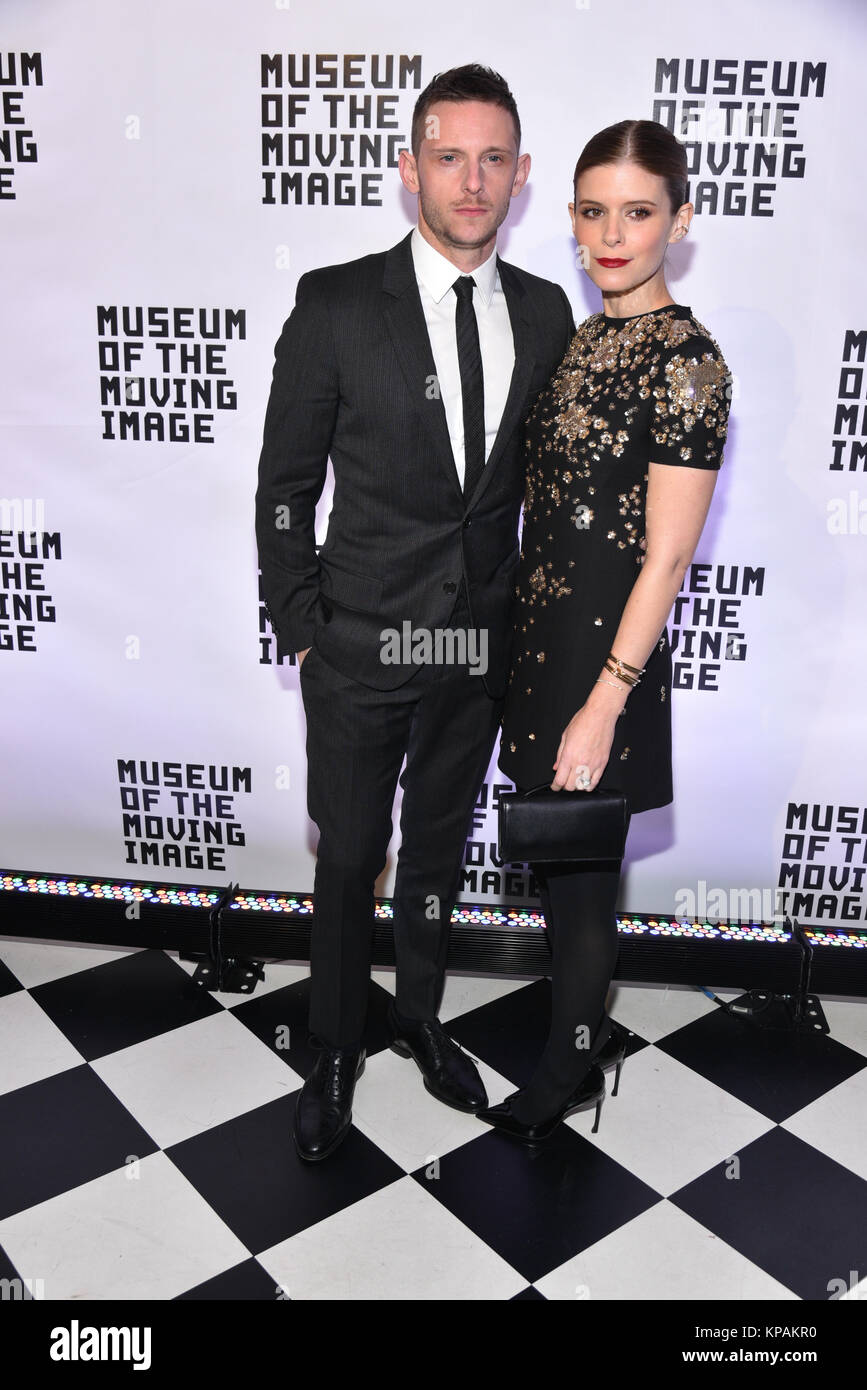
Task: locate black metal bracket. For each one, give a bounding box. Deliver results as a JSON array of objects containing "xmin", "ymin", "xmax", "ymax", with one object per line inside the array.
[
  {"xmin": 180, "ymin": 880, "xmax": 266, "ymax": 995},
  {"xmin": 724, "ymin": 988, "xmax": 830, "ymax": 1033},
  {"xmin": 706, "ymin": 916, "xmax": 830, "ymax": 1034},
  {"xmin": 788, "ymin": 915, "xmax": 831, "ymax": 1033}
]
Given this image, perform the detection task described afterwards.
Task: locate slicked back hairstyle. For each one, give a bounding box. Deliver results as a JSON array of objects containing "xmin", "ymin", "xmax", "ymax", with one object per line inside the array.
[{"xmin": 573, "ymin": 120, "xmax": 688, "ymax": 215}]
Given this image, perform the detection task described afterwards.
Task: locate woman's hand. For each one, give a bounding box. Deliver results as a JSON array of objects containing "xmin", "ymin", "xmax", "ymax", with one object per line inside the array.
[{"xmin": 551, "ymin": 702, "xmax": 619, "ymax": 791}]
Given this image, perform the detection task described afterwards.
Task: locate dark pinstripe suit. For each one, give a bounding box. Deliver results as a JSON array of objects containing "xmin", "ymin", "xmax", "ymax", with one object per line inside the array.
[{"xmin": 256, "ymin": 228, "xmax": 574, "ymax": 1044}]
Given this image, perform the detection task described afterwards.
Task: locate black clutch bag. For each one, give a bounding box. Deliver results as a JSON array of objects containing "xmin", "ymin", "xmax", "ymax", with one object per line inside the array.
[{"xmin": 498, "ymin": 781, "xmax": 628, "ymax": 864}]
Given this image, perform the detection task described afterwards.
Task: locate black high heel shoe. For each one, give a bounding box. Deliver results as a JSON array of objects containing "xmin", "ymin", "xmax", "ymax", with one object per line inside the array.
[
  {"xmin": 476, "ymin": 1063, "xmax": 605, "ymax": 1145},
  {"xmin": 593, "ymin": 1018, "xmax": 631, "ymax": 1097}
]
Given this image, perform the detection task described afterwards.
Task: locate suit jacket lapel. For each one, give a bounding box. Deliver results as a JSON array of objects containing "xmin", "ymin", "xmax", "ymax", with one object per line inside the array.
[
  {"xmin": 382, "ymin": 232, "xmax": 461, "ymax": 499},
  {"xmin": 381, "ymin": 231, "xmax": 537, "ymax": 508}
]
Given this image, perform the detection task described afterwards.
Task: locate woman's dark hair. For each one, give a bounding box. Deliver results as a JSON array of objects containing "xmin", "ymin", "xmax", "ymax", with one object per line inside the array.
[
  {"xmin": 411, "ymin": 64, "xmax": 521, "ymax": 159},
  {"xmin": 573, "ymin": 120, "xmax": 688, "ymax": 215}
]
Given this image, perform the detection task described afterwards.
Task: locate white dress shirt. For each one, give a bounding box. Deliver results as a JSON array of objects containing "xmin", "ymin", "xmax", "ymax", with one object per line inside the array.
[{"xmin": 410, "ymin": 224, "xmax": 515, "ymax": 490}]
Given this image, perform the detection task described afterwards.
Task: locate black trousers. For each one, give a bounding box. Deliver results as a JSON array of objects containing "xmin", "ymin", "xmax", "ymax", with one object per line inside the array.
[
  {"xmin": 298, "ymin": 585, "xmax": 503, "ymax": 1048},
  {"xmin": 510, "ymin": 784, "xmax": 632, "ymax": 1121}
]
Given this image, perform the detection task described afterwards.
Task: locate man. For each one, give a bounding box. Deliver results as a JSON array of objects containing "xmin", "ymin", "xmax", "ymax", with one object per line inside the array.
[{"xmin": 255, "ymin": 64, "xmax": 575, "ymax": 1161}]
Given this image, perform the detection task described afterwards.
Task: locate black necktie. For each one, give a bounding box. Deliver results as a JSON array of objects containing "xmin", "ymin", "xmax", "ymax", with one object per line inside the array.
[{"xmin": 452, "ymin": 276, "xmax": 485, "ymax": 500}]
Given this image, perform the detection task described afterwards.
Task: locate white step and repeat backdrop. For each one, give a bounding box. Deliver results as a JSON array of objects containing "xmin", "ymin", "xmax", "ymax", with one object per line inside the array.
[{"xmin": 2, "ymin": 0, "xmax": 865, "ymax": 930}]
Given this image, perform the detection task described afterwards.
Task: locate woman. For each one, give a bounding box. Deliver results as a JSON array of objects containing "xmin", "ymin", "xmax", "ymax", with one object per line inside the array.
[{"xmin": 478, "ymin": 120, "xmax": 732, "ymax": 1143}]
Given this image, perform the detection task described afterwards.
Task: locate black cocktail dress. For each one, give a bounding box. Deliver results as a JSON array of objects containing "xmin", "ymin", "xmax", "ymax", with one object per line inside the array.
[{"xmin": 499, "ymin": 304, "xmax": 732, "ymax": 811}]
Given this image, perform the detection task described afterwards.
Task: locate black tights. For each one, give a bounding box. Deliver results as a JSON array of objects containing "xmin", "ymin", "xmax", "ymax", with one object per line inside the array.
[{"xmin": 509, "ymin": 813, "xmax": 631, "ymax": 1125}]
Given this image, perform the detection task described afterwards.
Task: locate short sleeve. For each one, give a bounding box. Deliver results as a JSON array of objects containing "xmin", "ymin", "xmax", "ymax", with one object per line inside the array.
[{"xmin": 648, "ymin": 336, "xmax": 732, "ymax": 470}]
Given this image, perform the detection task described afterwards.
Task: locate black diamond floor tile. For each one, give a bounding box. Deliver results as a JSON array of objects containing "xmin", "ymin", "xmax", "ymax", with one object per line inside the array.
[
  {"xmin": 175, "ymin": 1257, "xmax": 288, "ymax": 1300},
  {"xmin": 655, "ymin": 1000, "xmax": 867, "ymax": 1122},
  {"xmin": 165, "ymin": 1091, "xmax": 405, "ymax": 1254},
  {"xmin": 0, "ymin": 1242, "xmax": 35, "ymax": 1299},
  {"xmin": 0, "ymin": 1066, "xmax": 159, "ymax": 1219},
  {"xmin": 229, "ymin": 975, "xmax": 396, "ymax": 1077},
  {"xmin": 448, "ymin": 979, "xmax": 551, "ymax": 1086},
  {"xmin": 447, "ymin": 977, "xmax": 648, "ymax": 1088},
  {"xmin": 0, "ymin": 954, "xmax": 23, "ymax": 998},
  {"xmin": 411, "ymin": 1123, "xmax": 661, "ymax": 1285},
  {"xmin": 27, "ymin": 949, "xmax": 223, "ymax": 1061},
  {"xmin": 669, "ymin": 1125, "xmax": 867, "ymax": 1300}
]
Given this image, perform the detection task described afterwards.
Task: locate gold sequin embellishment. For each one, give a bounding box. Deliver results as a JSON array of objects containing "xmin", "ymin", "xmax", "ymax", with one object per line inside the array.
[{"xmin": 507, "ymin": 307, "xmax": 731, "ymax": 771}]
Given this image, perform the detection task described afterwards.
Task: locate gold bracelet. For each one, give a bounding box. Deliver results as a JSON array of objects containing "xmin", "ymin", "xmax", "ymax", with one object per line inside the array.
[
  {"xmin": 607, "ymin": 650, "xmax": 645, "ymax": 677},
  {"xmin": 604, "ymin": 658, "xmax": 640, "ymax": 688}
]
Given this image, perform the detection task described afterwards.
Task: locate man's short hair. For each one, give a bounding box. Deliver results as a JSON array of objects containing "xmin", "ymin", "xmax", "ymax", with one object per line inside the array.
[{"xmin": 410, "ymin": 63, "xmax": 521, "ymax": 159}]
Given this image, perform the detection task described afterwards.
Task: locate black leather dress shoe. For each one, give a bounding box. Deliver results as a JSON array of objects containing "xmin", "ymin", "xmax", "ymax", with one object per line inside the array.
[
  {"xmin": 387, "ymin": 1004, "xmax": 487, "ymax": 1112},
  {"xmin": 476, "ymin": 1064, "xmax": 606, "ymax": 1144},
  {"xmin": 293, "ymin": 1043, "xmax": 366, "ymax": 1162}
]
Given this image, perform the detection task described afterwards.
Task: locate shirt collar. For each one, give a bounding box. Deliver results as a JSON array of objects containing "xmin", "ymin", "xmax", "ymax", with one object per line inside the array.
[{"xmin": 410, "ymin": 225, "xmax": 498, "ymax": 307}]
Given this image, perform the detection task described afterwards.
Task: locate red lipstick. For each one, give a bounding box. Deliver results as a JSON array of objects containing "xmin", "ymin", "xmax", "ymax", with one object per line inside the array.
[{"xmin": 596, "ymin": 258, "xmax": 631, "ymax": 267}]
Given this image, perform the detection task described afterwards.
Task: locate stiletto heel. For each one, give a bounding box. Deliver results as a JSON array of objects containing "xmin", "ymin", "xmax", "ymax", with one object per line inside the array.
[
  {"xmin": 591, "ymin": 1093, "xmax": 603, "ymax": 1134},
  {"xmin": 594, "ymin": 1017, "xmax": 631, "ymax": 1096}
]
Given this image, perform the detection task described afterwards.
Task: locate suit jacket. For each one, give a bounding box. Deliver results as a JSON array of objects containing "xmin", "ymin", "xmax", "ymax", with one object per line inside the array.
[{"xmin": 255, "ymin": 228, "xmax": 575, "ymax": 699}]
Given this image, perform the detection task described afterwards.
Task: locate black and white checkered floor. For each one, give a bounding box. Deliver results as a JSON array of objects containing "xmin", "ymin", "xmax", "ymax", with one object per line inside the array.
[{"xmin": 1, "ymin": 933, "xmax": 866, "ymax": 1302}]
